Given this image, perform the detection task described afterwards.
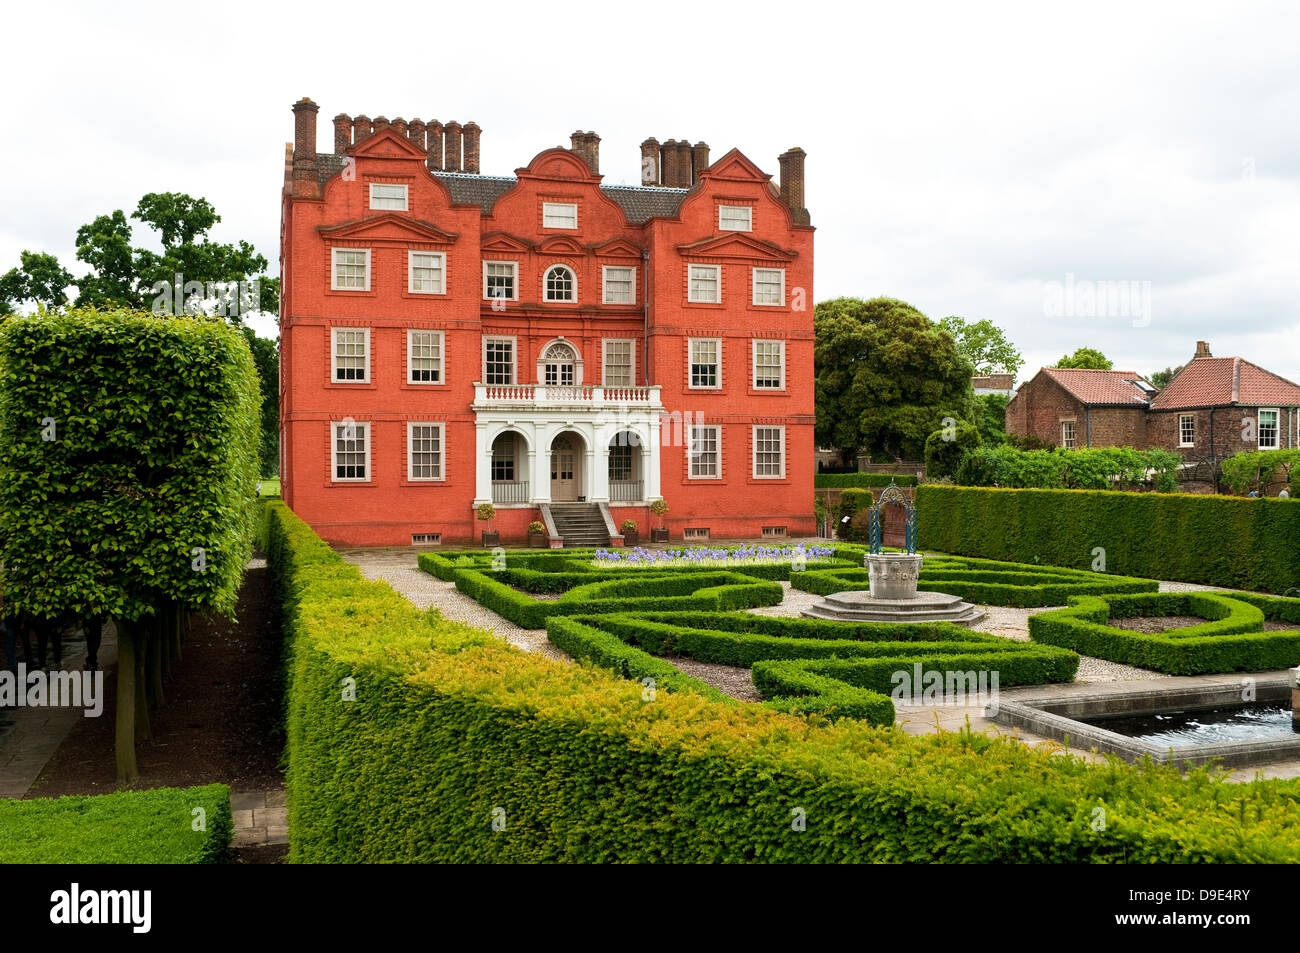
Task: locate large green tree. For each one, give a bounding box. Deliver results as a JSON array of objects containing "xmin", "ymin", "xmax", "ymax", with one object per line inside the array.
[
  {"xmin": 243, "ymin": 328, "xmax": 280, "ymax": 476},
  {"xmin": 815, "ymin": 297, "xmax": 975, "ymax": 463},
  {"xmin": 939, "ymin": 316, "xmax": 1024, "ymax": 377},
  {"xmin": 0, "ymin": 251, "xmax": 75, "ymax": 311},
  {"xmin": 1056, "ymin": 347, "xmax": 1113, "ymax": 370},
  {"xmin": 1149, "ymin": 365, "xmax": 1184, "ymax": 390}
]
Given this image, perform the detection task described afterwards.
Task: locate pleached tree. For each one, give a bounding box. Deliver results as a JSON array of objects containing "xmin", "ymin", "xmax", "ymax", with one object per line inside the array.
[{"xmin": 0, "ymin": 308, "xmax": 260, "ymax": 782}]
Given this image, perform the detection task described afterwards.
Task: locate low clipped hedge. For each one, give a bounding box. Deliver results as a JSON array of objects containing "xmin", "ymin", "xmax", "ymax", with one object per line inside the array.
[
  {"xmin": 267, "ymin": 500, "xmax": 1300, "ymax": 862},
  {"xmin": 548, "ymin": 611, "xmax": 1078, "ymax": 726},
  {"xmin": 816, "ymin": 473, "xmax": 918, "ymax": 488},
  {"xmin": 0, "ymin": 784, "xmax": 232, "ymax": 863},
  {"xmin": 917, "ymin": 484, "xmax": 1300, "ymax": 594},
  {"xmin": 790, "ymin": 555, "xmax": 1157, "ymax": 606},
  {"xmin": 1029, "ymin": 591, "xmax": 1300, "ymax": 675}
]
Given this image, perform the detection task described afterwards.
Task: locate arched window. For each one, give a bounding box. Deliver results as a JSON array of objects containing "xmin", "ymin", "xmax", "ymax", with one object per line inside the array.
[
  {"xmin": 543, "ymin": 341, "xmax": 577, "ymax": 386},
  {"xmin": 545, "ymin": 265, "xmax": 576, "ymax": 302}
]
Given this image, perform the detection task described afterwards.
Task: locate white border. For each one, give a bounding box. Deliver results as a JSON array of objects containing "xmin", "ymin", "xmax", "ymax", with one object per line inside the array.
[
  {"xmin": 752, "ymin": 339, "xmax": 786, "ymax": 390},
  {"xmin": 544, "ymin": 263, "xmax": 578, "ymax": 303},
  {"xmin": 602, "ymin": 338, "xmax": 637, "ymax": 387},
  {"xmin": 1258, "ymin": 407, "xmax": 1280, "ymax": 449},
  {"xmin": 751, "ymin": 424, "xmax": 786, "ymax": 479},
  {"xmin": 687, "ymin": 264, "xmax": 721, "ymax": 303},
  {"xmin": 330, "ymin": 247, "xmax": 371, "ymax": 292},
  {"xmin": 482, "ymin": 260, "xmax": 519, "ymax": 301},
  {"xmin": 602, "ymin": 265, "xmax": 636, "ymax": 304},
  {"xmin": 369, "ymin": 183, "xmax": 409, "ymax": 211},
  {"xmin": 687, "ymin": 337, "xmax": 722, "ymax": 389},
  {"xmin": 1178, "ymin": 413, "xmax": 1195, "ymax": 448},
  {"xmin": 331, "ymin": 326, "xmax": 370, "ymax": 383},
  {"xmin": 407, "ymin": 329, "xmax": 445, "ymax": 386},
  {"xmin": 408, "ymin": 251, "xmax": 446, "ymax": 295},
  {"xmin": 719, "ymin": 204, "xmax": 752, "ymax": 231},
  {"xmin": 542, "ymin": 201, "xmax": 578, "ymax": 229},
  {"xmin": 688, "ymin": 424, "xmax": 721, "ymax": 480},
  {"xmin": 330, "ymin": 419, "xmax": 370, "ymax": 482},
  {"xmin": 752, "ymin": 267, "xmax": 786, "ymax": 306}
]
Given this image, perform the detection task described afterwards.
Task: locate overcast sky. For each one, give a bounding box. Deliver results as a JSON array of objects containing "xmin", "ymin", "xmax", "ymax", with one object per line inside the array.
[{"xmin": 2, "ymin": 0, "xmax": 1298, "ymax": 383}]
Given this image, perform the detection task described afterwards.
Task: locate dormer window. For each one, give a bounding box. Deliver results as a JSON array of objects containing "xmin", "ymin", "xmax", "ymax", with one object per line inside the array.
[
  {"xmin": 369, "ymin": 183, "xmax": 408, "ymax": 211},
  {"xmin": 545, "ymin": 265, "xmax": 576, "ymax": 302}
]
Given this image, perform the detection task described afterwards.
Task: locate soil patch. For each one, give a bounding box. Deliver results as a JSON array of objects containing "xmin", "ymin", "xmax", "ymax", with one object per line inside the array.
[{"xmin": 1108, "ymin": 615, "xmax": 1210, "ymax": 634}]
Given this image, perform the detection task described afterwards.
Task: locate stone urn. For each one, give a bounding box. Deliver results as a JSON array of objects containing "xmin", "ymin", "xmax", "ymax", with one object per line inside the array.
[{"xmin": 866, "ymin": 552, "xmax": 923, "ymax": 600}]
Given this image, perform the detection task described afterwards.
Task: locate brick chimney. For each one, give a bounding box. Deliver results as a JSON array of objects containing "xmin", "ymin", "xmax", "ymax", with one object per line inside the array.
[
  {"xmin": 640, "ymin": 137, "xmax": 661, "ymax": 185},
  {"xmin": 353, "ymin": 114, "xmax": 373, "ymax": 141},
  {"xmin": 444, "ymin": 121, "xmax": 463, "ymax": 172},
  {"xmin": 333, "ymin": 113, "xmax": 352, "ymax": 154},
  {"xmin": 1195, "ymin": 341, "xmax": 1212, "ymax": 358},
  {"xmin": 291, "ymin": 98, "xmax": 319, "ymax": 195},
  {"xmin": 391, "ymin": 117, "xmax": 408, "ymax": 138},
  {"xmin": 778, "ymin": 147, "xmax": 810, "ymax": 225},
  {"xmin": 660, "ymin": 139, "xmax": 679, "ymax": 187},
  {"xmin": 691, "ymin": 141, "xmax": 710, "ymax": 182},
  {"xmin": 408, "ymin": 118, "xmax": 426, "ymax": 151},
  {"xmin": 674, "ymin": 140, "xmax": 694, "ymax": 187},
  {"xmin": 426, "ymin": 121, "xmax": 443, "ymax": 171},
  {"xmin": 569, "ymin": 130, "xmax": 600, "ymax": 174},
  {"xmin": 373, "ymin": 116, "xmax": 389, "ymax": 133},
  {"xmin": 463, "ymin": 122, "xmax": 481, "ymax": 174}
]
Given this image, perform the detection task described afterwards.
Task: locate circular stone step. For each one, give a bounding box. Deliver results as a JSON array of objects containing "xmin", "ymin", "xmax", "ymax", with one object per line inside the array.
[{"xmin": 801, "ymin": 589, "xmax": 987, "ymax": 626}]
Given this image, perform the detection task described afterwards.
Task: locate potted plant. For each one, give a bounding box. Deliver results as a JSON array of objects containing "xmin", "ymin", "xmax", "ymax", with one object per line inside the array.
[
  {"xmin": 527, "ymin": 520, "xmax": 548, "ymax": 548},
  {"xmin": 620, "ymin": 519, "xmax": 639, "ymax": 546},
  {"xmin": 476, "ymin": 502, "xmax": 499, "ymax": 547},
  {"xmin": 649, "ymin": 499, "xmax": 669, "ymax": 542}
]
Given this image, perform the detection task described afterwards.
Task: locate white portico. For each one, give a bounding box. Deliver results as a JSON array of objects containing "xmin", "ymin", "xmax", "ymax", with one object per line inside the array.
[{"xmin": 471, "ymin": 383, "xmax": 664, "ymax": 507}]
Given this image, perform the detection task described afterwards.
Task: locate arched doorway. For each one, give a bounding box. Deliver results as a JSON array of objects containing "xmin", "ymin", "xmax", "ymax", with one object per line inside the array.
[
  {"xmin": 542, "ymin": 341, "xmax": 577, "ymax": 386},
  {"xmin": 489, "ymin": 430, "xmax": 529, "ymax": 503},
  {"xmin": 550, "ymin": 432, "xmax": 584, "ymax": 501}
]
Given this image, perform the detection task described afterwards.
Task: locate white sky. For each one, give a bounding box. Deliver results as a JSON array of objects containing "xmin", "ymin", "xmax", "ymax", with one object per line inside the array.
[{"xmin": 2, "ymin": 0, "xmax": 1298, "ymax": 383}]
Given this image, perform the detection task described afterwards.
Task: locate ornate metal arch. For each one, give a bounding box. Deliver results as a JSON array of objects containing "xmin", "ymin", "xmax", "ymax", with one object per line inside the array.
[{"xmin": 868, "ymin": 480, "xmax": 917, "ymax": 555}]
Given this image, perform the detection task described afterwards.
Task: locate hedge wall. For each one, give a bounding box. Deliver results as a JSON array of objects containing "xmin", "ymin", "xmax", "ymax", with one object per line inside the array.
[
  {"xmin": 267, "ymin": 500, "xmax": 1300, "ymax": 862},
  {"xmin": 816, "ymin": 473, "xmax": 917, "ymax": 488},
  {"xmin": 0, "ymin": 784, "xmax": 231, "ymax": 863},
  {"xmin": 916, "ymin": 485, "xmax": 1300, "ymax": 594}
]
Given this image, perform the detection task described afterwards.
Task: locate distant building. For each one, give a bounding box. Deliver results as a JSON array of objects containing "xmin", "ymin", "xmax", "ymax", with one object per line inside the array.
[
  {"xmin": 1005, "ymin": 341, "xmax": 1300, "ymax": 464},
  {"xmin": 972, "ymin": 373, "xmax": 1015, "ymax": 398}
]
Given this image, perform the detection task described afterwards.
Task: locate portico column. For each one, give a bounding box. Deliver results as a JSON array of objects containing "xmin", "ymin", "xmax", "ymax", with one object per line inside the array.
[
  {"xmin": 646, "ymin": 415, "xmax": 663, "ymax": 501},
  {"xmin": 532, "ymin": 442, "xmax": 550, "ymax": 503},
  {"xmin": 584, "ymin": 448, "xmax": 599, "ymax": 502},
  {"xmin": 474, "ymin": 423, "xmax": 491, "ymax": 503},
  {"xmin": 526, "ymin": 449, "xmax": 539, "ymax": 502}
]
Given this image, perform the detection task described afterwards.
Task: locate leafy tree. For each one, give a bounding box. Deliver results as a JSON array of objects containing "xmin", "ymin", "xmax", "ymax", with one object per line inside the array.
[
  {"xmin": 815, "ymin": 297, "xmax": 975, "ymax": 463},
  {"xmin": 74, "ymin": 211, "xmax": 137, "ymax": 308},
  {"xmin": 1055, "ymin": 347, "xmax": 1113, "ymax": 370},
  {"xmin": 0, "ymin": 308, "xmax": 261, "ymax": 782},
  {"xmin": 0, "ymin": 251, "xmax": 75, "ymax": 310},
  {"xmin": 974, "ymin": 393, "xmax": 1008, "ymax": 446},
  {"xmin": 1148, "ymin": 365, "xmax": 1184, "ymax": 390},
  {"xmin": 243, "ymin": 328, "xmax": 280, "ymax": 476},
  {"xmin": 924, "ymin": 422, "xmax": 982, "ymax": 481},
  {"xmin": 938, "ymin": 316, "xmax": 1024, "ymax": 377}
]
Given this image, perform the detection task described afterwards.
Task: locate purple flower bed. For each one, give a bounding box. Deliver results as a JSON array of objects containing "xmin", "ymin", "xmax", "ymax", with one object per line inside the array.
[{"xmin": 592, "ymin": 544, "xmax": 836, "ymax": 566}]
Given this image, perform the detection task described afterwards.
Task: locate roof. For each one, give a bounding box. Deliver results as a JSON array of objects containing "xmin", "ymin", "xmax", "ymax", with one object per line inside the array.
[
  {"xmin": 1150, "ymin": 357, "xmax": 1300, "ymax": 410},
  {"xmin": 313, "ymin": 159, "xmax": 690, "ymax": 223},
  {"xmin": 1041, "ymin": 367, "xmax": 1155, "ymax": 406}
]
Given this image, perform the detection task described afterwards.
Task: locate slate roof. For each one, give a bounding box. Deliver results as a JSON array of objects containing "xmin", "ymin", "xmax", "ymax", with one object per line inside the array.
[
  {"xmin": 1150, "ymin": 357, "xmax": 1300, "ymax": 410},
  {"xmin": 1042, "ymin": 368, "xmax": 1156, "ymax": 406}
]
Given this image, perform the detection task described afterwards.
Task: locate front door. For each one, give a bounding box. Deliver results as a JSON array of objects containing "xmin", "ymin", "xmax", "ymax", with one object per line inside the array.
[{"xmin": 550, "ymin": 435, "xmax": 578, "ymax": 501}]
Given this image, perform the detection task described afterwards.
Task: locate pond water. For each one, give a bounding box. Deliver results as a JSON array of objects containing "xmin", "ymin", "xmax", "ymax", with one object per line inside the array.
[{"xmin": 1082, "ymin": 704, "xmax": 1296, "ymax": 747}]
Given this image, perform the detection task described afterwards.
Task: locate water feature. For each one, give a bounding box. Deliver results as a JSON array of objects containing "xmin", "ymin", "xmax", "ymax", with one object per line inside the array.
[{"xmin": 1080, "ymin": 703, "xmax": 1295, "ymax": 747}]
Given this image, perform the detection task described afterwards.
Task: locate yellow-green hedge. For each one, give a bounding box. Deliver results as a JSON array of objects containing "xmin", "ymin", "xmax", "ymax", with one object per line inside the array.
[
  {"xmin": 916, "ymin": 485, "xmax": 1300, "ymax": 594},
  {"xmin": 266, "ymin": 501, "xmax": 1300, "ymax": 862}
]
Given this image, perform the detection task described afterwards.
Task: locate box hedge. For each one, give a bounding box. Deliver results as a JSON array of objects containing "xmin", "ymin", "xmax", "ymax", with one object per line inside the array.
[
  {"xmin": 916, "ymin": 485, "xmax": 1300, "ymax": 594},
  {"xmin": 0, "ymin": 784, "xmax": 231, "ymax": 863},
  {"xmin": 816, "ymin": 473, "xmax": 918, "ymax": 488},
  {"xmin": 267, "ymin": 500, "xmax": 1300, "ymax": 862}
]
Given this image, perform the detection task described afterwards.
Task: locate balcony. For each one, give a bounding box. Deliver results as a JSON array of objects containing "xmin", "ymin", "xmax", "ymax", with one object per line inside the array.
[
  {"xmin": 609, "ymin": 480, "xmax": 643, "ymax": 502},
  {"xmin": 473, "ymin": 383, "xmax": 663, "ymax": 409},
  {"xmin": 492, "ymin": 480, "xmax": 530, "ymax": 504}
]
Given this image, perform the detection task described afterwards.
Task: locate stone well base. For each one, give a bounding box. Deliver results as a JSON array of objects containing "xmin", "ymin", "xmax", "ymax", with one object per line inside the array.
[{"xmin": 801, "ymin": 589, "xmax": 986, "ymax": 626}]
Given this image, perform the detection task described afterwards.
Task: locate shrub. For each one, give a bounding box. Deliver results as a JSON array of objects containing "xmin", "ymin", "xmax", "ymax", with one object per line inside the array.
[
  {"xmin": 1029, "ymin": 591, "xmax": 1300, "ymax": 674},
  {"xmin": 917, "ymin": 484, "xmax": 1300, "ymax": 594},
  {"xmin": 528, "ymin": 521, "xmax": 546, "ymax": 535},
  {"xmin": 620, "ymin": 519, "xmax": 638, "ymax": 533},
  {"xmin": 0, "ymin": 784, "xmax": 232, "ymax": 863},
  {"xmin": 815, "ymin": 473, "xmax": 918, "ymax": 488},
  {"xmin": 267, "ymin": 499, "xmax": 1300, "ymax": 863},
  {"xmin": 953, "ymin": 445, "xmax": 1181, "ymax": 491},
  {"xmin": 924, "ymin": 423, "xmax": 981, "ymax": 481},
  {"xmin": 1221, "ymin": 449, "xmax": 1300, "ymax": 496}
]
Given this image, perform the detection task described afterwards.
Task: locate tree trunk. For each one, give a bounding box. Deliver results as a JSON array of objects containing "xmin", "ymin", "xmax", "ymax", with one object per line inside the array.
[
  {"xmin": 134, "ymin": 619, "xmax": 150, "ymax": 742},
  {"xmin": 146, "ymin": 613, "xmax": 165, "ymax": 709},
  {"xmin": 115, "ymin": 619, "xmax": 138, "ymax": 784},
  {"xmin": 159, "ymin": 605, "xmax": 171, "ymax": 678}
]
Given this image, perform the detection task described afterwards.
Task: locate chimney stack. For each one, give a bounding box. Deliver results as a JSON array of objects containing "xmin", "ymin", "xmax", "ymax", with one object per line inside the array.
[
  {"xmin": 691, "ymin": 141, "xmax": 710, "ymax": 182},
  {"xmin": 463, "ymin": 122, "xmax": 481, "ymax": 174},
  {"xmin": 391, "ymin": 117, "xmax": 408, "ymax": 138},
  {"xmin": 426, "ymin": 121, "xmax": 443, "ymax": 171},
  {"xmin": 661, "ymin": 139, "xmax": 680, "ymax": 187},
  {"xmin": 372, "ymin": 116, "xmax": 390, "ymax": 134},
  {"xmin": 333, "ymin": 113, "xmax": 353, "ymax": 154},
  {"xmin": 1195, "ymin": 341, "xmax": 1212, "ymax": 358},
  {"xmin": 671, "ymin": 140, "xmax": 693, "ymax": 187},
  {"xmin": 778, "ymin": 147, "xmax": 810, "ymax": 225},
  {"xmin": 568, "ymin": 130, "xmax": 599, "ymax": 174},
  {"xmin": 353, "ymin": 114, "xmax": 373, "ymax": 141},
  {"xmin": 408, "ymin": 118, "xmax": 426, "ymax": 151},
  {"xmin": 640, "ymin": 137, "xmax": 661, "ymax": 185},
  {"xmin": 444, "ymin": 121, "xmax": 463, "ymax": 172},
  {"xmin": 291, "ymin": 98, "xmax": 319, "ymax": 195}
]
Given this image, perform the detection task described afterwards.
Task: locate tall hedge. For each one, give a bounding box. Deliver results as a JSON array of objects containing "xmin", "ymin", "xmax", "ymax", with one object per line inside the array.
[
  {"xmin": 0, "ymin": 308, "xmax": 262, "ymax": 780},
  {"xmin": 916, "ymin": 485, "xmax": 1300, "ymax": 594},
  {"xmin": 815, "ymin": 473, "xmax": 917, "ymax": 488},
  {"xmin": 268, "ymin": 500, "xmax": 1300, "ymax": 863}
]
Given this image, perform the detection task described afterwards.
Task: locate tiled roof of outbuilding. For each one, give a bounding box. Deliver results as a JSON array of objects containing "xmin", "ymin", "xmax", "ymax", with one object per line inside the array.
[
  {"xmin": 1151, "ymin": 357, "xmax": 1300, "ymax": 409},
  {"xmin": 1042, "ymin": 368, "xmax": 1156, "ymax": 406}
]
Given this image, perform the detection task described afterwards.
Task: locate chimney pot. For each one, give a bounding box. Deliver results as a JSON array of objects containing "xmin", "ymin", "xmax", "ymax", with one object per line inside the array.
[
  {"xmin": 444, "ymin": 121, "xmax": 463, "ymax": 172},
  {"xmin": 672, "ymin": 139, "xmax": 693, "ymax": 187},
  {"xmin": 408, "ymin": 118, "xmax": 426, "ymax": 151},
  {"xmin": 640, "ymin": 137, "xmax": 661, "ymax": 186},
  {"xmin": 372, "ymin": 116, "xmax": 389, "ymax": 133},
  {"xmin": 391, "ymin": 117, "xmax": 408, "ymax": 138},
  {"xmin": 291, "ymin": 99, "xmax": 319, "ymax": 190},
  {"xmin": 1195, "ymin": 341, "xmax": 1212, "ymax": 358},
  {"xmin": 353, "ymin": 114, "xmax": 373, "ymax": 140},
  {"xmin": 691, "ymin": 141, "xmax": 710, "ymax": 182},
  {"xmin": 332, "ymin": 113, "xmax": 353, "ymax": 154},
  {"xmin": 570, "ymin": 130, "xmax": 599, "ymax": 174},
  {"xmin": 426, "ymin": 120, "xmax": 443, "ymax": 171},
  {"xmin": 463, "ymin": 121, "xmax": 481, "ymax": 174}
]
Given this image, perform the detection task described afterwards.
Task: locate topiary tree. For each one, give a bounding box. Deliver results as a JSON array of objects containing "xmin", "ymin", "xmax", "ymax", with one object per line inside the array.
[
  {"xmin": 924, "ymin": 423, "xmax": 982, "ymax": 481},
  {"xmin": 0, "ymin": 308, "xmax": 261, "ymax": 782}
]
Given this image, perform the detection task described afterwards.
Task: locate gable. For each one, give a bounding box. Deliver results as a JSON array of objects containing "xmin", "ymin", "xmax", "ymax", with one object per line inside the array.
[
  {"xmin": 517, "ymin": 148, "xmax": 598, "ymax": 182},
  {"xmin": 350, "ymin": 127, "xmax": 428, "ymax": 160},
  {"xmin": 591, "ymin": 238, "xmax": 643, "ymax": 258},
  {"xmin": 537, "ymin": 235, "xmax": 585, "ymax": 256},
  {"xmin": 317, "ymin": 213, "xmax": 458, "ymax": 245},
  {"xmin": 481, "ymin": 231, "xmax": 533, "ymax": 253},
  {"xmin": 700, "ymin": 148, "xmax": 771, "ymax": 183},
  {"xmin": 676, "ymin": 232, "xmax": 796, "ymax": 262}
]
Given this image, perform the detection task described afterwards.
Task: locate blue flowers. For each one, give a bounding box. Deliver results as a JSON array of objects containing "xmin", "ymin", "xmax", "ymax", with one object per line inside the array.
[{"xmin": 592, "ymin": 544, "xmax": 834, "ymax": 568}]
